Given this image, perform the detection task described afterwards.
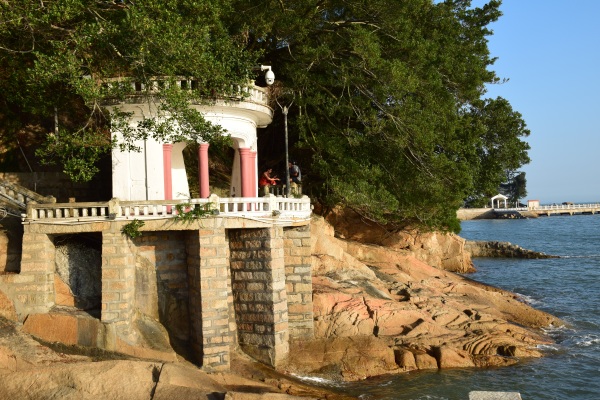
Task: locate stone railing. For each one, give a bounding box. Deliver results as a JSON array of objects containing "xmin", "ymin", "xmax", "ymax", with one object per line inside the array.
[
  {"xmin": 0, "ymin": 180, "xmax": 56, "ymax": 210},
  {"xmin": 23, "ymin": 194, "xmax": 311, "ymax": 224},
  {"xmin": 103, "ymin": 77, "xmax": 269, "ymax": 107}
]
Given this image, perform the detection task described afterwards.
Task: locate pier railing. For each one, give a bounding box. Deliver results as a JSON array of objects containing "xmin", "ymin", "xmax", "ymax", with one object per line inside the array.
[
  {"xmin": 494, "ymin": 203, "xmax": 600, "ymax": 212},
  {"xmin": 532, "ymin": 203, "xmax": 600, "ymax": 211},
  {"xmin": 23, "ymin": 194, "xmax": 311, "ymax": 224}
]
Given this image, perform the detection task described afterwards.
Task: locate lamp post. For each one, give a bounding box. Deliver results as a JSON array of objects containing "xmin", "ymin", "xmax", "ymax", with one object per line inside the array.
[
  {"xmin": 276, "ymin": 97, "xmax": 294, "ymax": 197},
  {"xmin": 282, "ymin": 105, "xmax": 290, "ymax": 197}
]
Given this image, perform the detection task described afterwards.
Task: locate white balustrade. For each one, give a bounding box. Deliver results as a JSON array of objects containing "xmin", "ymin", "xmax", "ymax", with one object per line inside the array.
[
  {"xmin": 23, "ymin": 195, "xmax": 311, "ymax": 224},
  {"xmin": 103, "ymin": 77, "xmax": 270, "ymax": 107}
]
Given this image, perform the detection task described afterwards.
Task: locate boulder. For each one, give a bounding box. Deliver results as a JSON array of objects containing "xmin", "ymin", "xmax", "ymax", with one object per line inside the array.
[{"xmin": 287, "ymin": 336, "xmax": 400, "ymax": 380}]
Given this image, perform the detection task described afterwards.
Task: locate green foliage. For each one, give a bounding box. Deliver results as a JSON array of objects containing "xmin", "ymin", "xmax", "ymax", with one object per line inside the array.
[
  {"xmin": 121, "ymin": 219, "xmax": 145, "ymax": 239},
  {"xmin": 500, "ymin": 171, "xmax": 527, "ymax": 205},
  {"xmin": 1, "ymin": 0, "xmax": 532, "ymax": 233},
  {"xmin": 232, "ymin": 0, "xmax": 529, "ymax": 232},
  {"xmin": 0, "ymin": 0, "xmax": 257, "ymax": 181},
  {"xmin": 173, "ymin": 202, "xmax": 212, "ymax": 223}
]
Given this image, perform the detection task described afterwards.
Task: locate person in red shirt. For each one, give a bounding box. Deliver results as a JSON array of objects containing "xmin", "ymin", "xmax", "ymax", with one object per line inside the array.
[{"xmin": 258, "ymin": 168, "xmax": 280, "ymax": 196}]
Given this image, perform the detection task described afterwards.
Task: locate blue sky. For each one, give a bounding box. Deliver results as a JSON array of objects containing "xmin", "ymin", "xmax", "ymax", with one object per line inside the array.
[{"xmin": 474, "ymin": 0, "xmax": 600, "ymax": 204}]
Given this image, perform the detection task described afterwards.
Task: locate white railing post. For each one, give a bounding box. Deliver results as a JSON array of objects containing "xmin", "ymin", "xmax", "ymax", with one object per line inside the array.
[
  {"xmin": 108, "ymin": 198, "xmax": 120, "ymax": 218},
  {"xmin": 26, "ymin": 201, "xmax": 37, "ymax": 220},
  {"xmin": 267, "ymin": 194, "xmax": 278, "ymax": 213}
]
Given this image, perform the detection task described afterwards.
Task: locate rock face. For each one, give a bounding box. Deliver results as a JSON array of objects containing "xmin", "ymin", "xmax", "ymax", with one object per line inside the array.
[
  {"xmin": 466, "ymin": 240, "xmax": 558, "ymax": 259},
  {"xmin": 324, "ymin": 208, "xmax": 475, "ymax": 273},
  {"xmin": 55, "ymin": 238, "xmax": 102, "ymax": 311},
  {"xmin": 284, "ymin": 216, "xmax": 561, "ymax": 381},
  {"xmin": 0, "ymin": 316, "xmax": 340, "ymax": 400}
]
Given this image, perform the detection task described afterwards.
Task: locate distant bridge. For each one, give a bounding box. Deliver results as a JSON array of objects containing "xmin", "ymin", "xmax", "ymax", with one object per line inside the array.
[
  {"xmin": 497, "ymin": 203, "xmax": 600, "ymax": 217},
  {"xmin": 458, "ymin": 203, "xmax": 600, "ymax": 220}
]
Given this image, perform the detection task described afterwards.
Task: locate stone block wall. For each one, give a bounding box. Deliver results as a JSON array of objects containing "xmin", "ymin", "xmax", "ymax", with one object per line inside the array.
[
  {"xmin": 134, "ymin": 231, "xmax": 189, "ymax": 343},
  {"xmin": 1, "ymin": 216, "xmax": 312, "ymax": 370},
  {"xmin": 283, "ymin": 225, "xmax": 314, "ymax": 339},
  {"xmin": 0, "ymin": 217, "xmax": 22, "ymax": 273},
  {"xmin": 101, "ymin": 231, "xmax": 135, "ymax": 327},
  {"xmin": 8, "ymin": 230, "xmax": 55, "ymax": 317},
  {"xmin": 229, "ymin": 227, "xmax": 289, "ymax": 367},
  {"xmin": 186, "ymin": 223, "xmax": 232, "ymax": 371}
]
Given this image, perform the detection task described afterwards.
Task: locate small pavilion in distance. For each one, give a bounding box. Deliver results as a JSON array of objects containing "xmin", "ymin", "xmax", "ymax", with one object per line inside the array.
[{"xmin": 491, "ymin": 193, "xmax": 508, "ymax": 209}]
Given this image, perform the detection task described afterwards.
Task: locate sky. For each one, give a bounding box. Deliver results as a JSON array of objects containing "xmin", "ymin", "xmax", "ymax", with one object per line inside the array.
[{"xmin": 472, "ymin": 0, "xmax": 600, "ymax": 204}]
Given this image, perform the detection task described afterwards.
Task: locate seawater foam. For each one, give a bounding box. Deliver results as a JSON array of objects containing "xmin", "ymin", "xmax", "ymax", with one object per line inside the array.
[
  {"xmin": 289, "ymin": 373, "xmax": 342, "ymax": 387},
  {"xmin": 575, "ymin": 334, "xmax": 600, "ymax": 347},
  {"xmin": 515, "ymin": 292, "xmax": 541, "ymax": 306}
]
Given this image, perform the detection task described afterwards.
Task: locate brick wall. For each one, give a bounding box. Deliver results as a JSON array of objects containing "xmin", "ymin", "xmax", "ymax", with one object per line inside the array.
[
  {"xmin": 229, "ymin": 227, "xmax": 289, "ymax": 367},
  {"xmin": 10, "ymin": 230, "xmax": 55, "ymax": 316},
  {"xmin": 134, "ymin": 231, "xmax": 189, "ymax": 343},
  {"xmin": 0, "ymin": 217, "xmax": 22, "ymax": 273},
  {"xmin": 101, "ymin": 231, "xmax": 135, "ymax": 326},
  {"xmin": 186, "ymin": 224, "xmax": 232, "ymax": 371},
  {"xmin": 283, "ymin": 225, "xmax": 314, "ymax": 339}
]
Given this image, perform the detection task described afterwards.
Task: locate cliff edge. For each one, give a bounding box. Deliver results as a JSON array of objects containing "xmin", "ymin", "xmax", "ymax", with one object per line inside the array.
[{"xmin": 282, "ymin": 215, "xmax": 562, "ymax": 381}]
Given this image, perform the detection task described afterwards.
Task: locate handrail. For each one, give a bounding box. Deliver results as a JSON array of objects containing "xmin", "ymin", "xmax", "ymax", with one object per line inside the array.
[
  {"xmin": 23, "ymin": 194, "xmax": 311, "ymax": 223},
  {"xmin": 0, "ymin": 180, "xmax": 55, "ymax": 210}
]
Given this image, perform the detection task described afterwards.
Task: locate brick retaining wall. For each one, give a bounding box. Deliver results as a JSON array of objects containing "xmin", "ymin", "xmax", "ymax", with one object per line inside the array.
[
  {"xmin": 229, "ymin": 227, "xmax": 289, "ymax": 367},
  {"xmin": 283, "ymin": 225, "xmax": 314, "ymax": 339},
  {"xmin": 1, "ymin": 216, "xmax": 312, "ymax": 371}
]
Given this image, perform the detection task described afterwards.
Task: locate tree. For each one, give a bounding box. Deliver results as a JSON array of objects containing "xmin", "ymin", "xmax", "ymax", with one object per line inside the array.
[
  {"xmin": 500, "ymin": 171, "xmax": 527, "ymax": 205},
  {"xmin": 462, "ymin": 97, "xmax": 530, "ymax": 207},
  {"xmin": 1, "ymin": 0, "xmax": 532, "ymax": 233},
  {"xmin": 0, "ymin": 0, "xmax": 257, "ymax": 181},
  {"xmin": 232, "ymin": 0, "xmax": 529, "ymax": 231}
]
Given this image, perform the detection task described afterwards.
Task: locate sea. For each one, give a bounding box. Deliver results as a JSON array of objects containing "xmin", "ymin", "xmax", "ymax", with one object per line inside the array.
[{"xmin": 302, "ymin": 214, "xmax": 600, "ymax": 399}]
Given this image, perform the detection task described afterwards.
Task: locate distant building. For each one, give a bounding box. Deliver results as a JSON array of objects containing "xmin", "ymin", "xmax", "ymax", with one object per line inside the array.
[
  {"xmin": 527, "ymin": 199, "xmax": 540, "ymax": 209},
  {"xmin": 491, "ymin": 193, "xmax": 508, "ymax": 209}
]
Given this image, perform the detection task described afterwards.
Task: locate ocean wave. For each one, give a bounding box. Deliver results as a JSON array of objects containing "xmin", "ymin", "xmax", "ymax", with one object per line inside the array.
[
  {"xmin": 537, "ymin": 343, "xmax": 560, "ymax": 351},
  {"xmin": 542, "ymin": 323, "xmax": 570, "ymax": 334},
  {"xmin": 289, "ymin": 373, "xmax": 342, "ymax": 387},
  {"xmin": 515, "ymin": 292, "xmax": 541, "ymax": 305},
  {"xmin": 575, "ymin": 334, "xmax": 600, "ymax": 347},
  {"xmin": 557, "ymin": 254, "xmax": 600, "ymax": 259}
]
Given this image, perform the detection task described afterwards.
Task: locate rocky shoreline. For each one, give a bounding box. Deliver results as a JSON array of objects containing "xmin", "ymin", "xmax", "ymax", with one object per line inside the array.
[
  {"xmin": 0, "ymin": 213, "xmax": 563, "ymax": 398},
  {"xmin": 465, "ymin": 240, "xmax": 558, "ymax": 259}
]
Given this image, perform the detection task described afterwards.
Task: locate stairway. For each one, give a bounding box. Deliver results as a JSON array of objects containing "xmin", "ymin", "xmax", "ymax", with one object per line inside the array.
[{"xmin": 0, "ymin": 179, "xmax": 55, "ymax": 217}]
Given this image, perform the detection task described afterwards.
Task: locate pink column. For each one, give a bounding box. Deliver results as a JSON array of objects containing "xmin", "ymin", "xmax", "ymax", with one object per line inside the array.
[
  {"xmin": 162, "ymin": 144, "xmax": 173, "ymax": 201},
  {"xmin": 239, "ymin": 148, "xmax": 252, "ymax": 198},
  {"xmin": 198, "ymin": 143, "xmax": 210, "ymax": 198},
  {"xmin": 250, "ymin": 150, "xmax": 257, "ymax": 197}
]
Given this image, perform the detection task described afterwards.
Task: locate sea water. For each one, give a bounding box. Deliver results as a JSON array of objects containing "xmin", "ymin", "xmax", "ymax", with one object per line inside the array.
[{"xmin": 307, "ymin": 215, "xmax": 600, "ymax": 399}]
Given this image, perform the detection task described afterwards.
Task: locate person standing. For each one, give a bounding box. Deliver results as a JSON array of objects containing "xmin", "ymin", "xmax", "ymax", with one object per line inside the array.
[{"xmin": 288, "ymin": 161, "xmax": 301, "ymax": 195}]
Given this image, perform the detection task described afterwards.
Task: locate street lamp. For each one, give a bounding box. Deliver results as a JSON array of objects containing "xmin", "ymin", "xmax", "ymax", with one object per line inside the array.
[{"xmin": 276, "ymin": 96, "xmax": 294, "ymax": 197}]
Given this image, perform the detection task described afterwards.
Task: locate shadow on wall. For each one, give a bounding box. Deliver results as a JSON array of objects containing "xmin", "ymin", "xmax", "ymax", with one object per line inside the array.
[
  {"xmin": 132, "ymin": 231, "xmax": 194, "ymax": 363},
  {"xmin": 0, "ymin": 216, "xmax": 23, "ymax": 273},
  {"xmin": 54, "ymin": 233, "xmax": 102, "ymax": 317}
]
